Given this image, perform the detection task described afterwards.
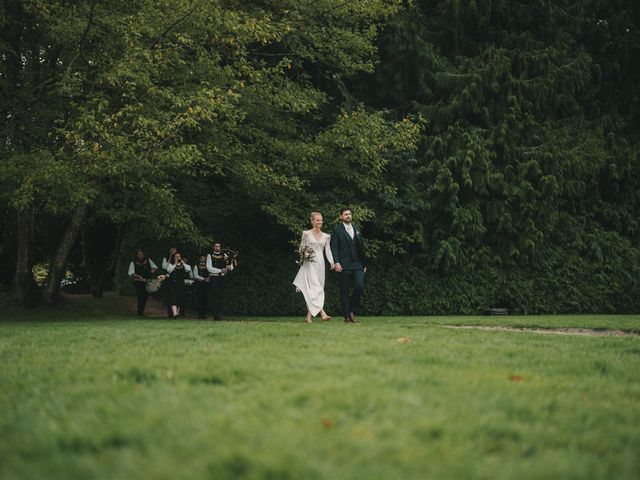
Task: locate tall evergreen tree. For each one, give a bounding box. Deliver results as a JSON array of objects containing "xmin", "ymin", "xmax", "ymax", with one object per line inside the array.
[{"xmin": 349, "ymin": 0, "xmax": 640, "ymax": 311}]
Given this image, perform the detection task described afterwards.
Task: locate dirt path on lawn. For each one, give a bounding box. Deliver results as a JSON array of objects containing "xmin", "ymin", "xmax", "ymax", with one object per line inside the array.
[{"xmin": 444, "ymin": 325, "xmax": 640, "ymax": 337}]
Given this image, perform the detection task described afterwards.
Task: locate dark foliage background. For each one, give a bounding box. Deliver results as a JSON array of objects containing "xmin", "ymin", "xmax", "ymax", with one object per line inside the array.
[{"xmin": 3, "ymin": 0, "xmax": 639, "ymax": 313}]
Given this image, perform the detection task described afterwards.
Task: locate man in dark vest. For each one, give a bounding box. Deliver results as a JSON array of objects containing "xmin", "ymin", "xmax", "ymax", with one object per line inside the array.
[
  {"xmin": 206, "ymin": 242, "xmax": 233, "ymax": 320},
  {"xmin": 192, "ymin": 254, "xmax": 211, "ymax": 319},
  {"xmin": 128, "ymin": 249, "xmax": 158, "ymax": 316},
  {"xmin": 330, "ymin": 207, "xmax": 367, "ymax": 323},
  {"xmin": 161, "ymin": 246, "xmax": 177, "ymax": 319}
]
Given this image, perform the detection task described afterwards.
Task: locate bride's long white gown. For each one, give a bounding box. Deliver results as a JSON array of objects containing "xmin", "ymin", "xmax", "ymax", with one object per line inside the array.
[{"xmin": 293, "ymin": 230, "xmax": 334, "ymax": 316}]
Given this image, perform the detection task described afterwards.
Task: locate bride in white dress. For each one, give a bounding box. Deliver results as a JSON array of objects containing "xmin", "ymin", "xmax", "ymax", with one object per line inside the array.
[{"xmin": 293, "ymin": 212, "xmax": 335, "ymax": 323}]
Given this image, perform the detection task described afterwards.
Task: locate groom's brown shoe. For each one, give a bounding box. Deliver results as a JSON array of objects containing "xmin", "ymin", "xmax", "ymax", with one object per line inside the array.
[{"xmin": 349, "ymin": 312, "xmax": 358, "ymax": 323}]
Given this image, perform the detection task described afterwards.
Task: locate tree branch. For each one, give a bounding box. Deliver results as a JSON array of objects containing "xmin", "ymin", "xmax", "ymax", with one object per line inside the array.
[
  {"xmin": 150, "ymin": 6, "xmax": 198, "ymax": 49},
  {"xmin": 78, "ymin": 0, "xmax": 97, "ymax": 66},
  {"xmin": 65, "ymin": 0, "xmax": 96, "ymax": 73}
]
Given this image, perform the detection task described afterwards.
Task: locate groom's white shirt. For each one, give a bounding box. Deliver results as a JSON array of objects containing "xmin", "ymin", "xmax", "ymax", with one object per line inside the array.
[{"xmin": 343, "ymin": 222, "xmax": 354, "ymax": 239}]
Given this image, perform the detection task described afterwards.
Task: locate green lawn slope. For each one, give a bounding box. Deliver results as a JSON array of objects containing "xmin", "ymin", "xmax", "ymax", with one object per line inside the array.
[{"xmin": 1, "ymin": 295, "xmax": 639, "ymax": 479}]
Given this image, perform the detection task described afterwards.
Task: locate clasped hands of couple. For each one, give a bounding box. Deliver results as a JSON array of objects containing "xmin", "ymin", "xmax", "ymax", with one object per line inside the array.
[{"xmin": 333, "ymin": 263, "xmax": 367, "ymax": 274}]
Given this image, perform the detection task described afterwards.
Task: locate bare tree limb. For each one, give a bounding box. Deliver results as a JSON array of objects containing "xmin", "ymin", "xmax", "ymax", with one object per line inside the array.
[
  {"xmin": 150, "ymin": 6, "xmax": 198, "ymax": 49},
  {"xmin": 78, "ymin": 0, "xmax": 97, "ymax": 66}
]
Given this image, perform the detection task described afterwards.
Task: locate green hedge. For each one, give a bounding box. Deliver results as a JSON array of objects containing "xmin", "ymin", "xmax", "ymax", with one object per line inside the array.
[{"xmin": 203, "ymin": 250, "xmax": 640, "ymax": 316}]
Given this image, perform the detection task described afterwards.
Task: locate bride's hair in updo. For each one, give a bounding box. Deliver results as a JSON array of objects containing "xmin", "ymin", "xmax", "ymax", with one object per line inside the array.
[{"xmin": 309, "ymin": 211, "xmax": 323, "ymax": 223}]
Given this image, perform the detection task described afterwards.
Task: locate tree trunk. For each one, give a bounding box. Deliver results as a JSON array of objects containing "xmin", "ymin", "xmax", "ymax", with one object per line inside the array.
[
  {"xmin": 81, "ymin": 229, "xmax": 100, "ymax": 297},
  {"xmin": 41, "ymin": 203, "xmax": 89, "ymax": 305},
  {"xmin": 14, "ymin": 207, "xmax": 37, "ymax": 305},
  {"xmin": 99, "ymin": 223, "xmax": 125, "ymax": 296},
  {"xmin": 82, "ymin": 223, "xmax": 125, "ymax": 298}
]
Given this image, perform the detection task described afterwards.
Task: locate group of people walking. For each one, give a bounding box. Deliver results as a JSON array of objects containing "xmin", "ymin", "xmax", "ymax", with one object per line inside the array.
[
  {"xmin": 128, "ymin": 207, "xmax": 366, "ymax": 323},
  {"xmin": 128, "ymin": 243, "xmax": 234, "ymax": 319}
]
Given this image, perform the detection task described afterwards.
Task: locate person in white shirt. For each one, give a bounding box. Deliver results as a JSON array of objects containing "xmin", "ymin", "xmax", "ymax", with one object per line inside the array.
[
  {"xmin": 330, "ymin": 207, "xmax": 367, "ymax": 323},
  {"xmin": 206, "ymin": 242, "xmax": 234, "ymax": 320},
  {"xmin": 161, "ymin": 246, "xmax": 177, "ymax": 318},
  {"xmin": 162, "ymin": 247, "xmax": 177, "ymax": 273},
  {"xmin": 181, "ymin": 255, "xmax": 195, "ymax": 317},
  {"xmin": 165, "ymin": 252, "xmax": 192, "ymax": 319},
  {"xmin": 128, "ymin": 249, "xmax": 158, "ymax": 316},
  {"xmin": 191, "ymin": 254, "xmax": 211, "ymax": 319}
]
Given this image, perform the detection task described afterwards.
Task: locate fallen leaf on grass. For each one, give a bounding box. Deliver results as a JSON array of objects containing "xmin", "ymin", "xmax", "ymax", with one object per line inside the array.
[
  {"xmin": 397, "ymin": 336, "xmax": 412, "ymax": 343},
  {"xmin": 510, "ymin": 375, "xmax": 523, "ymax": 382},
  {"xmin": 321, "ymin": 418, "xmax": 333, "ymax": 429}
]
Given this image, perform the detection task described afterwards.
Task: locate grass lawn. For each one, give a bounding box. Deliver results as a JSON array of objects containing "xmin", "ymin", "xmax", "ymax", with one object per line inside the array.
[{"xmin": 1, "ymin": 295, "xmax": 639, "ymax": 479}]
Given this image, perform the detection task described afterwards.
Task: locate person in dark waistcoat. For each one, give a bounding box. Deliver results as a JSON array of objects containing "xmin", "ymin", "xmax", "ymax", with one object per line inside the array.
[
  {"xmin": 330, "ymin": 207, "xmax": 367, "ymax": 323},
  {"xmin": 181, "ymin": 255, "xmax": 193, "ymax": 317},
  {"xmin": 128, "ymin": 249, "xmax": 158, "ymax": 316},
  {"xmin": 165, "ymin": 251, "xmax": 192, "ymax": 319},
  {"xmin": 206, "ymin": 242, "xmax": 233, "ymax": 320},
  {"xmin": 162, "ymin": 247, "xmax": 177, "ymax": 318},
  {"xmin": 192, "ymin": 254, "xmax": 210, "ymax": 319}
]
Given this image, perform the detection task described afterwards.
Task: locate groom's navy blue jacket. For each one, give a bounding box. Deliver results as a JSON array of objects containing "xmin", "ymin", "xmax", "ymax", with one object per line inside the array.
[{"xmin": 330, "ymin": 223, "xmax": 366, "ymax": 270}]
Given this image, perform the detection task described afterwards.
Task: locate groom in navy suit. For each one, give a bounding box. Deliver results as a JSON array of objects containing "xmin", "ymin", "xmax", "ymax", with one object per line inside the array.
[{"xmin": 330, "ymin": 207, "xmax": 367, "ymax": 323}]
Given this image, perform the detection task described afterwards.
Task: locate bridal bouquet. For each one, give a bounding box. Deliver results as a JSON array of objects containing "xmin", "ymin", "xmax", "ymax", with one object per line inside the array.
[{"xmin": 296, "ymin": 244, "xmax": 316, "ymax": 265}]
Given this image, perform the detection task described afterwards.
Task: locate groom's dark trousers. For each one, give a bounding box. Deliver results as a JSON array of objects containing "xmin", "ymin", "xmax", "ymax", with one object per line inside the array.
[{"xmin": 339, "ymin": 268, "xmax": 364, "ymax": 318}]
